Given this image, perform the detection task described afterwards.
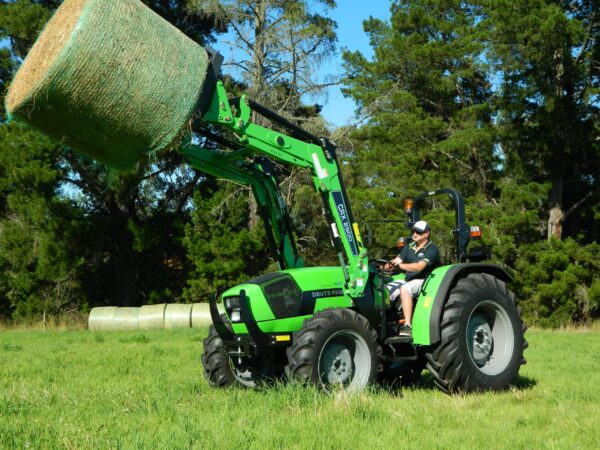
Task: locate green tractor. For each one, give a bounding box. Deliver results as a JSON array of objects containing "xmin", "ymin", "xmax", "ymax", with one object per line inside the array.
[
  {"xmin": 7, "ymin": 14, "xmax": 526, "ymax": 392},
  {"xmin": 194, "ymin": 53, "xmax": 527, "ymax": 393}
]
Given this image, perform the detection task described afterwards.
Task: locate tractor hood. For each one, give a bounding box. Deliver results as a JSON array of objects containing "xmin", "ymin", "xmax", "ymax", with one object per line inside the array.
[{"xmin": 220, "ymin": 267, "xmax": 351, "ymax": 332}]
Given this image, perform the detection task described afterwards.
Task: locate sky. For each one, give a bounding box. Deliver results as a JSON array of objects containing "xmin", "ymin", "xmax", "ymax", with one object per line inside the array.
[
  {"xmin": 319, "ymin": 0, "xmax": 392, "ymax": 127},
  {"xmin": 213, "ymin": 1, "xmax": 392, "ymax": 128}
]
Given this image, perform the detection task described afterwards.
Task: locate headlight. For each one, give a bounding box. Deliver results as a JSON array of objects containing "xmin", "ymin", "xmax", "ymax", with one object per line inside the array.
[{"xmin": 224, "ymin": 296, "xmax": 240, "ymax": 309}]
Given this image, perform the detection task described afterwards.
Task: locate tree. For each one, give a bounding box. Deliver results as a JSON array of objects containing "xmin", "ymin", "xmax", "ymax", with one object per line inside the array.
[
  {"xmin": 342, "ymin": 0, "xmax": 499, "ymax": 218},
  {"xmin": 481, "ymin": 0, "xmax": 600, "ymax": 241},
  {"xmin": 0, "ymin": 123, "xmax": 84, "ymax": 318},
  {"xmin": 193, "ymin": 0, "xmax": 337, "ymax": 113},
  {"xmin": 0, "ymin": 0, "xmax": 223, "ymax": 314},
  {"xmin": 186, "ymin": 0, "xmax": 340, "ymax": 266},
  {"xmin": 183, "ymin": 178, "xmax": 270, "ymax": 301}
]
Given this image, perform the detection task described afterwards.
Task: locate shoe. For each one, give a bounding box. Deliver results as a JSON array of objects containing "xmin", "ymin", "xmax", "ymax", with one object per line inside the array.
[{"xmin": 398, "ymin": 324, "xmax": 412, "ymax": 337}]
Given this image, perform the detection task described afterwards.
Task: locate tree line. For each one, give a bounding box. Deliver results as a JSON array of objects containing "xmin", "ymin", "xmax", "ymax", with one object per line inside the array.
[{"xmin": 0, "ymin": 0, "xmax": 598, "ymax": 327}]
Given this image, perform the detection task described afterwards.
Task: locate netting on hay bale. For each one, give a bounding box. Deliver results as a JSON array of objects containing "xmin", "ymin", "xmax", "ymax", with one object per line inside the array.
[
  {"xmin": 191, "ymin": 303, "xmax": 223, "ymax": 328},
  {"xmin": 111, "ymin": 307, "xmax": 140, "ymax": 331},
  {"xmin": 138, "ymin": 304, "xmax": 166, "ymax": 330},
  {"xmin": 88, "ymin": 306, "xmax": 118, "ymax": 331},
  {"xmin": 6, "ymin": 0, "xmax": 210, "ymax": 170},
  {"xmin": 164, "ymin": 303, "xmax": 192, "ymax": 329}
]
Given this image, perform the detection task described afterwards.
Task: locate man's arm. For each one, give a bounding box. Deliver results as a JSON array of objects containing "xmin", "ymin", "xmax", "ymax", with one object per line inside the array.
[{"xmin": 396, "ymin": 260, "xmax": 427, "ymax": 272}]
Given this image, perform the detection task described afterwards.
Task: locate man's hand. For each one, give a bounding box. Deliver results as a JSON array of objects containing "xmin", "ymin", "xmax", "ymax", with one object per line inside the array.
[{"xmin": 387, "ymin": 256, "xmax": 402, "ymax": 270}]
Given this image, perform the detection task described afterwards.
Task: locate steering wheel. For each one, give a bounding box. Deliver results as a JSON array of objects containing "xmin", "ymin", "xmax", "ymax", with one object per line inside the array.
[
  {"xmin": 369, "ymin": 259, "xmax": 396, "ymax": 274},
  {"xmin": 370, "ymin": 258, "xmax": 389, "ymax": 267}
]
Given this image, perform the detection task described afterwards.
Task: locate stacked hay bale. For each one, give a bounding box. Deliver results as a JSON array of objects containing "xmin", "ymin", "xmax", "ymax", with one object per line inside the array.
[
  {"xmin": 191, "ymin": 303, "xmax": 214, "ymax": 328},
  {"xmin": 111, "ymin": 307, "xmax": 140, "ymax": 331},
  {"xmin": 5, "ymin": 0, "xmax": 210, "ymax": 169},
  {"xmin": 164, "ymin": 304, "xmax": 193, "ymax": 329},
  {"xmin": 88, "ymin": 306, "xmax": 118, "ymax": 331},
  {"xmin": 138, "ymin": 304, "xmax": 167, "ymax": 330},
  {"xmin": 88, "ymin": 304, "xmax": 221, "ymax": 331}
]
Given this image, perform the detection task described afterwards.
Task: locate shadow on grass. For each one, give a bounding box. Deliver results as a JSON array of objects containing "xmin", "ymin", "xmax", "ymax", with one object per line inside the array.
[
  {"xmin": 200, "ymin": 370, "xmax": 537, "ymax": 398},
  {"xmin": 510, "ymin": 375, "xmax": 537, "ymax": 390},
  {"xmin": 378, "ymin": 371, "xmax": 537, "ymax": 396}
]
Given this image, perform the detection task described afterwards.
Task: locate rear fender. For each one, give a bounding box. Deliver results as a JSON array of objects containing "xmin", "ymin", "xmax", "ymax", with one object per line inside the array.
[{"xmin": 412, "ymin": 264, "xmax": 512, "ymax": 345}]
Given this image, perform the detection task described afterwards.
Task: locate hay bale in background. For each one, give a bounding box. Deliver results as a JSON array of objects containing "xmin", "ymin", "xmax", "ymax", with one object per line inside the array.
[
  {"xmin": 191, "ymin": 303, "xmax": 223, "ymax": 328},
  {"xmin": 88, "ymin": 306, "xmax": 118, "ymax": 331},
  {"xmin": 138, "ymin": 304, "xmax": 166, "ymax": 330},
  {"xmin": 111, "ymin": 307, "xmax": 140, "ymax": 331},
  {"xmin": 6, "ymin": 0, "xmax": 209, "ymax": 170},
  {"xmin": 164, "ymin": 304, "xmax": 192, "ymax": 329},
  {"xmin": 88, "ymin": 303, "xmax": 219, "ymax": 330}
]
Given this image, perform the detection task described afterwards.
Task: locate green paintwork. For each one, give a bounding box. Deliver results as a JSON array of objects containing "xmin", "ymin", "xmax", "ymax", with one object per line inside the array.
[
  {"xmin": 315, "ymin": 295, "xmax": 353, "ymax": 311},
  {"xmin": 257, "ymin": 316, "xmax": 309, "ymax": 333},
  {"xmin": 201, "ymin": 83, "xmax": 370, "ymax": 298},
  {"xmin": 222, "ymin": 283, "xmax": 276, "ymax": 322},
  {"xmin": 282, "ymin": 266, "xmax": 345, "ymax": 290},
  {"xmin": 412, "ymin": 264, "xmax": 453, "ymax": 345},
  {"xmin": 231, "ymin": 323, "xmax": 248, "ymax": 334},
  {"xmin": 221, "ymin": 266, "xmax": 353, "ymax": 334}
]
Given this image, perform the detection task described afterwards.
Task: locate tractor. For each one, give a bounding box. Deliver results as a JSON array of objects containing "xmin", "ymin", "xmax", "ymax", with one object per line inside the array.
[
  {"xmin": 6, "ymin": 1, "xmax": 526, "ymax": 392},
  {"xmin": 194, "ymin": 52, "xmax": 527, "ymax": 393}
]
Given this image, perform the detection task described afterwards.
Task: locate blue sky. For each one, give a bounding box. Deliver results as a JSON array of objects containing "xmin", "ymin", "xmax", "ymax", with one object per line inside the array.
[{"xmin": 319, "ymin": 1, "xmax": 391, "ymax": 127}]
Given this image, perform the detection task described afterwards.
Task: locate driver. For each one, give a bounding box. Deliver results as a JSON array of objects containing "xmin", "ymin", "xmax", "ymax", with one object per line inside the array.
[{"xmin": 385, "ymin": 220, "xmax": 440, "ymax": 337}]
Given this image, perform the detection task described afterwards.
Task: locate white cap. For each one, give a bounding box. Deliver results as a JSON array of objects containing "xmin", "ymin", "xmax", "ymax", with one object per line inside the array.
[{"xmin": 412, "ymin": 220, "xmax": 430, "ymax": 233}]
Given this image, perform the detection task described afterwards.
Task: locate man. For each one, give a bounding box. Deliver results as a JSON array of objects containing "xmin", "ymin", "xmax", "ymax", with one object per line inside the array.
[{"xmin": 385, "ymin": 220, "xmax": 440, "ymax": 337}]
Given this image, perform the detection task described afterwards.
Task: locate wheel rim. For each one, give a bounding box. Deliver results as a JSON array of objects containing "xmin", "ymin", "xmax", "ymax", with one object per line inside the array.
[
  {"xmin": 466, "ymin": 300, "xmax": 515, "ymax": 376},
  {"xmin": 318, "ymin": 330, "xmax": 371, "ymax": 390}
]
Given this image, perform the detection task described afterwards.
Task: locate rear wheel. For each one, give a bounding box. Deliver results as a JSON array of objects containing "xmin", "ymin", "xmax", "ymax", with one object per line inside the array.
[
  {"xmin": 285, "ymin": 308, "xmax": 382, "ymax": 391},
  {"xmin": 425, "ymin": 273, "xmax": 527, "ymax": 393}
]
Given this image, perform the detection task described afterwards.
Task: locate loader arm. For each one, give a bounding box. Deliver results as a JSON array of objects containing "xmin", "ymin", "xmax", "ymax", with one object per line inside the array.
[
  {"xmin": 180, "ymin": 142, "xmax": 303, "ymax": 271},
  {"xmin": 190, "ymin": 80, "xmax": 369, "ymax": 297}
]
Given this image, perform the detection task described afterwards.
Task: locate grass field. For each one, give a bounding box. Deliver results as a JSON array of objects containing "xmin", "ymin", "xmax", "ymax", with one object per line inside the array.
[{"xmin": 1, "ymin": 327, "xmax": 599, "ymax": 449}]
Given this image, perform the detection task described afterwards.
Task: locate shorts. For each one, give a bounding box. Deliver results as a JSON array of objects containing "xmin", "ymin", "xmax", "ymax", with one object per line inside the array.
[{"xmin": 386, "ymin": 278, "xmax": 425, "ymax": 302}]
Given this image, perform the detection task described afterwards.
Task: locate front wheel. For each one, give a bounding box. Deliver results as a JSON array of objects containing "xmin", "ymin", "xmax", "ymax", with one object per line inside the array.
[
  {"xmin": 425, "ymin": 273, "xmax": 527, "ymax": 393},
  {"xmin": 201, "ymin": 324, "xmax": 274, "ymax": 388},
  {"xmin": 285, "ymin": 308, "xmax": 382, "ymax": 391}
]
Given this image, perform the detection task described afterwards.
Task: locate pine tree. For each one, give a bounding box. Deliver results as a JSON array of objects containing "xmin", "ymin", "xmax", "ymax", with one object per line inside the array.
[
  {"xmin": 342, "ymin": 0, "xmax": 499, "ymax": 214},
  {"xmin": 481, "ymin": 0, "xmax": 599, "ymax": 240}
]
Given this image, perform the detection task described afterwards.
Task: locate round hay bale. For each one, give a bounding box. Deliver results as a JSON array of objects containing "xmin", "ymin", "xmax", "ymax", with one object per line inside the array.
[
  {"xmin": 88, "ymin": 306, "xmax": 117, "ymax": 331},
  {"xmin": 6, "ymin": 0, "xmax": 210, "ymax": 170},
  {"xmin": 138, "ymin": 303, "xmax": 166, "ymax": 330},
  {"xmin": 191, "ymin": 303, "xmax": 223, "ymax": 328},
  {"xmin": 164, "ymin": 303, "xmax": 192, "ymax": 329},
  {"xmin": 111, "ymin": 307, "xmax": 140, "ymax": 331}
]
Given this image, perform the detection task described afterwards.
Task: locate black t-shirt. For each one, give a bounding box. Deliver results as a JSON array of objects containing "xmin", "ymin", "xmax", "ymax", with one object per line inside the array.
[{"xmin": 399, "ymin": 240, "xmax": 440, "ymax": 281}]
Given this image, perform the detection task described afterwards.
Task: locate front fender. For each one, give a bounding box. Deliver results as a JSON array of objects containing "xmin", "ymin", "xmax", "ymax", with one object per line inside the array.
[{"xmin": 412, "ymin": 264, "xmax": 512, "ymax": 345}]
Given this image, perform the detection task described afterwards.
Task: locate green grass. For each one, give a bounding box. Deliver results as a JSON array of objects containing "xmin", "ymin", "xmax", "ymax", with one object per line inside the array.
[{"xmin": 1, "ymin": 328, "xmax": 599, "ymax": 449}]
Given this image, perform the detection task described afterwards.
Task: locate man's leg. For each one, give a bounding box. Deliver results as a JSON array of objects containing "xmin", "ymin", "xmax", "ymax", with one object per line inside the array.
[
  {"xmin": 386, "ymin": 280, "xmax": 405, "ymax": 303},
  {"xmin": 399, "ymin": 279, "xmax": 425, "ymax": 327},
  {"xmin": 399, "ymin": 286, "xmax": 414, "ymax": 327}
]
